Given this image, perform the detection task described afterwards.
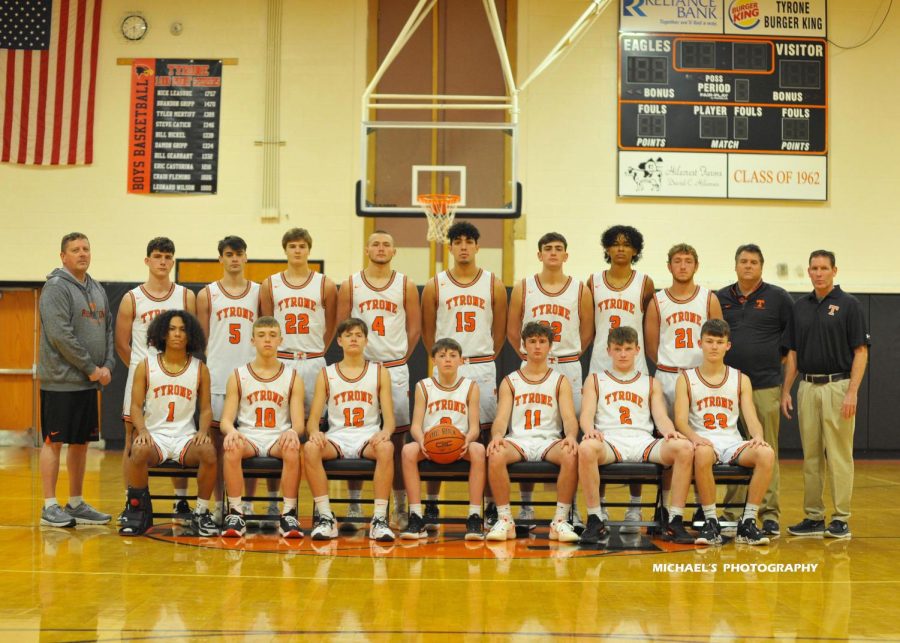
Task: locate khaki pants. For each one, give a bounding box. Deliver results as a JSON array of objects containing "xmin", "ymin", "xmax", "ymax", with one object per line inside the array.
[
  {"xmin": 721, "ymin": 386, "xmax": 781, "ymax": 522},
  {"xmin": 798, "ymin": 379, "xmax": 855, "ymax": 522}
]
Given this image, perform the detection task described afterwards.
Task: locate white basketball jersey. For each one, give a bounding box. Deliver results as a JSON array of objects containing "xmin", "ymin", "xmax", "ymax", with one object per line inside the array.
[
  {"xmin": 349, "ymin": 270, "xmax": 408, "ymax": 364},
  {"xmin": 654, "ymin": 286, "xmax": 712, "ymax": 370},
  {"xmin": 234, "ymin": 363, "xmax": 295, "ymax": 432},
  {"xmin": 128, "ymin": 284, "xmax": 187, "ymax": 366},
  {"xmin": 143, "ymin": 355, "xmax": 200, "ymax": 439},
  {"xmin": 433, "ymin": 269, "xmax": 495, "ymax": 358},
  {"xmin": 205, "ymin": 281, "xmax": 260, "ymax": 394},
  {"xmin": 270, "ymin": 272, "xmax": 327, "ymax": 355},
  {"xmin": 324, "ymin": 361, "xmax": 382, "ymax": 433},
  {"xmin": 418, "ymin": 376, "xmax": 475, "ymax": 430},
  {"xmin": 684, "ymin": 367, "xmax": 743, "ymax": 445},
  {"xmin": 590, "ymin": 270, "xmax": 649, "ymax": 373},
  {"xmin": 506, "ymin": 369, "xmax": 564, "ymax": 440},
  {"xmin": 592, "ymin": 370, "xmax": 655, "ymax": 435},
  {"xmin": 520, "ymin": 275, "xmax": 582, "ymax": 357}
]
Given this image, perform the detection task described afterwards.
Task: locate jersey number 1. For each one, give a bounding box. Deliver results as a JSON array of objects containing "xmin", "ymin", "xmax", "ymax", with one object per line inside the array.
[
  {"xmin": 343, "ymin": 407, "xmax": 364, "ymax": 428},
  {"xmin": 524, "ymin": 409, "xmax": 542, "ymax": 430},
  {"xmin": 455, "ymin": 311, "xmax": 476, "ymax": 333},
  {"xmin": 675, "ymin": 328, "xmax": 694, "ymax": 349},
  {"xmin": 255, "ymin": 407, "xmax": 276, "ymax": 428},
  {"xmin": 284, "ymin": 313, "xmax": 310, "ymax": 335}
]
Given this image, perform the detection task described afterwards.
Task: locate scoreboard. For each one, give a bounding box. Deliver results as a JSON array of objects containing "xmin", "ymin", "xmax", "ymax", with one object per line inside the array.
[{"xmin": 617, "ymin": 0, "xmax": 828, "ymax": 200}]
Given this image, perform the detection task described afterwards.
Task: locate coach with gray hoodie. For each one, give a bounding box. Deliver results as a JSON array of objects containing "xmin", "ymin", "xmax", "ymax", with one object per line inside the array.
[{"xmin": 38, "ymin": 232, "xmax": 114, "ymax": 528}]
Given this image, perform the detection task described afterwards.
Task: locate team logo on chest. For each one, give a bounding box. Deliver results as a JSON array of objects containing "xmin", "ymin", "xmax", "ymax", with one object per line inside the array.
[
  {"xmin": 427, "ymin": 399, "xmax": 467, "ymax": 415},
  {"xmin": 530, "ymin": 303, "xmax": 571, "ymax": 320},
  {"xmin": 695, "ymin": 395, "xmax": 733, "ymax": 412},
  {"xmin": 665, "ymin": 311, "xmax": 702, "ymax": 326},
  {"xmin": 140, "ymin": 308, "xmax": 166, "ymax": 324},
  {"xmin": 597, "ymin": 298, "xmax": 635, "ymax": 314},
  {"xmin": 604, "ymin": 390, "xmax": 644, "ymax": 408},
  {"xmin": 445, "ymin": 294, "xmax": 485, "ymax": 310},
  {"xmin": 514, "ymin": 392, "xmax": 554, "ymax": 408},
  {"xmin": 277, "ymin": 296, "xmax": 317, "ymax": 312},
  {"xmin": 357, "ymin": 299, "xmax": 397, "ymax": 314},
  {"xmin": 246, "ymin": 389, "xmax": 284, "ymax": 407},
  {"xmin": 152, "ymin": 384, "xmax": 193, "ymax": 400},
  {"xmin": 333, "ymin": 390, "xmax": 373, "ymax": 405},
  {"xmin": 216, "ymin": 306, "xmax": 255, "ymax": 321}
]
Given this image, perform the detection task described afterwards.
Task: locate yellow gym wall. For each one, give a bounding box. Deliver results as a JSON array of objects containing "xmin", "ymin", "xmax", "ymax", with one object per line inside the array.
[{"xmin": 2, "ymin": 0, "xmax": 897, "ymax": 293}]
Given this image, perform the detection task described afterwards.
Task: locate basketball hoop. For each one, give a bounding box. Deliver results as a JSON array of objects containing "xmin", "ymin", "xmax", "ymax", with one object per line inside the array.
[{"xmin": 417, "ymin": 193, "xmax": 461, "ymax": 243}]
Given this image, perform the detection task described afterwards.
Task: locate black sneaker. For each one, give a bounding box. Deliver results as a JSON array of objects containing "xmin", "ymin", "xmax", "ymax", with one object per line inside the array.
[
  {"xmin": 579, "ymin": 514, "xmax": 610, "ymax": 544},
  {"xmin": 222, "ymin": 510, "xmax": 246, "ymax": 538},
  {"xmin": 825, "ymin": 519, "xmax": 851, "ymax": 539},
  {"xmin": 118, "ymin": 488, "xmax": 152, "ymax": 536},
  {"xmin": 736, "ymin": 518, "xmax": 770, "ymax": 546},
  {"xmin": 691, "ymin": 506, "xmax": 705, "ymax": 528},
  {"xmin": 424, "ymin": 501, "xmax": 440, "ymax": 531},
  {"xmin": 665, "ymin": 516, "xmax": 695, "ymax": 544},
  {"xmin": 279, "ymin": 510, "xmax": 304, "ymax": 539},
  {"xmin": 465, "ymin": 513, "xmax": 484, "ymax": 541},
  {"xmin": 400, "ymin": 512, "xmax": 427, "ymax": 540},
  {"xmin": 787, "ymin": 518, "xmax": 825, "ymax": 537},
  {"xmin": 484, "ymin": 502, "xmax": 498, "ymax": 530},
  {"xmin": 191, "ymin": 510, "xmax": 220, "ymax": 537},
  {"xmin": 695, "ymin": 518, "xmax": 722, "ymax": 546},
  {"xmin": 762, "ymin": 519, "xmax": 780, "ymax": 537}
]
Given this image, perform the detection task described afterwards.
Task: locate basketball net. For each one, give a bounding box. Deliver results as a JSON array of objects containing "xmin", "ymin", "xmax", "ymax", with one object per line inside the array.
[{"xmin": 417, "ymin": 194, "xmax": 461, "ymax": 243}]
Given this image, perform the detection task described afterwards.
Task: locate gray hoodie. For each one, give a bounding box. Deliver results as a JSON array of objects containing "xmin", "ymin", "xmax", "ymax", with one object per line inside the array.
[{"xmin": 38, "ymin": 268, "xmax": 115, "ymax": 391}]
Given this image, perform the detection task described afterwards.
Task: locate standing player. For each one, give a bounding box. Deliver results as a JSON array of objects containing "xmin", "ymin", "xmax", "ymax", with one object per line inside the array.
[
  {"xmin": 196, "ymin": 236, "xmax": 266, "ymax": 519},
  {"xmin": 508, "ymin": 232, "xmax": 592, "ymax": 524},
  {"xmin": 337, "ymin": 230, "xmax": 421, "ymax": 529},
  {"xmin": 115, "ymin": 237, "xmax": 196, "ymax": 519},
  {"xmin": 587, "ymin": 225, "xmax": 656, "ymax": 529},
  {"xmin": 674, "ymin": 319, "xmax": 775, "ymax": 546},
  {"xmin": 303, "ymin": 318, "xmax": 396, "ymax": 542},
  {"xmin": 485, "ymin": 322, "xmax": 580, "ymax": 543},
  {"xmin": 119, "ymin": 310, "xmax": 218, "ymax": 537},
  {"xmin": 400, "ymin": 338, "xmax": 486, "ymax": 540},
  {"xmin": 421, "ymin": 221, "xmax": 507, "ymax": 525},
  {"xmin": 644, "ymin": 243, "xmax": 723, "ymax": 413},
  {"xmin": 260, "ymin": 228, "xmax": 337, "ymax": 415},
  {"xmin": 577, "ymin": 326, "xmax": 695, "ymax": 544},
  {"xmin": 218, "ymin": 317, "xmax": 306, "ymax": 539}
]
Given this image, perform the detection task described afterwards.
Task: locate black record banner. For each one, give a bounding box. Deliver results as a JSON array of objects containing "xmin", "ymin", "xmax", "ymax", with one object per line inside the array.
[{"xmin": 128, "ymin": 58, "xmax": 222, "ymax": 195}]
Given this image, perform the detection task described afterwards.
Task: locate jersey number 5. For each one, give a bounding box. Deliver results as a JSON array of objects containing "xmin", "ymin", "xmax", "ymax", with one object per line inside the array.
[
  {"xmin": 455, "ymin": 311, "xmax": 476, "ymax": 333},
  {"xmin": 228, "ymin": 323, "xmax": 241, "ymax": 344}
]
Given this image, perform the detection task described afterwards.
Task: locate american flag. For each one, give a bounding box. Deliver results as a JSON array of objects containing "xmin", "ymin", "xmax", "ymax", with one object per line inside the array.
[{"xmin": 0, "ymin": 0, "xmax": 102, "ymax": 165}]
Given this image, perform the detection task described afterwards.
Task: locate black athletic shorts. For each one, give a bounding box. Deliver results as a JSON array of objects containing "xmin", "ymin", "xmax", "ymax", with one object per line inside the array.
[{"xmin": 40, "ymin": 389, "xmax": 100, "ymax": 445}]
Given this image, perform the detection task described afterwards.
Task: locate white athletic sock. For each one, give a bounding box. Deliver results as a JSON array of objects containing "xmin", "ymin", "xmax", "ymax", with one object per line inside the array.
[
  {"xmin": 742, "ymin": 503, "xmax": 759, "ymax": 522},
  {"xmin": 669, "ymin": 506, "xmax": 684, "ymax": 520},
  {"xmin": 468, "ymin": 504, "xmax": 482, "ymax": 517},
  {"xmin": 196, "ymin": 499, "xmax": 210, "ymax": 513},
  {"xmin": 228, "ymin": 496, "xmax": 243, "ymax": 512},
  {"xmin": 554, "ymin": 502, "xmax": 572, "ymax": 523},
  {"xmin": 587, "ymin": 505, "xmax": 603, "ymax": 519},
  {"xmin": 68, "ymin": 495, "xmax": 83, "ymax": 508},
  {"xmin": 175, "ymin": 488, "xmax": 188, "ymax": 498},
  {"xmin": 497, "ymin": 504, "xmax": 512, "ymax": 520},
  {"xmin": 373, "ymin": 499, "xmax": 389, "ymax": 520},
  {"xmin": 409, "ymin": 503, "xmax": 423, "ymax": 518},
  {"xmin": 702, "ymin": 504, "xmax": 717, "ymax": 521},
  {"xmin": 283, "ymin": 498, "xmax": 297, "ymax": 514},
  {"xmin": 314, "ymin": 496, "xmax": 332, "ymax": 518},
  {"xmin": 44, "ymin": 498, "xmax": 58, "ymax": 510}
]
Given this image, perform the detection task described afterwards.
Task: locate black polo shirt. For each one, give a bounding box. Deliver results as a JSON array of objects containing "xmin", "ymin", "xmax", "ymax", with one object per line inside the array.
[
  {"xmin": 783, "ymin": 285, "xmax": 870, "ymax": 375},
  {"xmin": 717, "ymin": 281, "xmax": 794, "ymax": 389}
]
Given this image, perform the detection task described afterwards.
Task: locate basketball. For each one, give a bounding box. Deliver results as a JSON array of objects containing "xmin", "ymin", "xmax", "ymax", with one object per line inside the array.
[{"xmin": 423, "ymin": 424, "xmax": 466, "ymax": 464}]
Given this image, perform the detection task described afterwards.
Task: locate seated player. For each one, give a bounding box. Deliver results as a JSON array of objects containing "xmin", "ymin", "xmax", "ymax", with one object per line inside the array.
[
  {"xmin": 400, "ymin": 338, "xmax": 486, "ymax": 541},
  {"xmin": 577, "ymin": 326, "xmax": 695, "ymax": 544},
  {"xmin": 675, "ymin": 319, "xmax": 775, "ymax": 546},
  {"xmin": 120, "ymin": 310, "xmax": 218, "ymax": 537},
  {"xmin": 219, "ymin": 316, "xmax": 306, "ymax": 538},
  {"xmin": 303, "ymin": 318, "xmax": 396, "ymax": 542},
  {"xmin": 485, "ymin": 322, "xmax": 580, "ymax": 542}
]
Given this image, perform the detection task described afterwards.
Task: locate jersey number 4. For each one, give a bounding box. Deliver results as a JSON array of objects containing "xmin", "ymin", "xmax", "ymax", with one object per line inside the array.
[{"xmin": 284, "ymin": 313, "xmax": 310, "ymax": 335}]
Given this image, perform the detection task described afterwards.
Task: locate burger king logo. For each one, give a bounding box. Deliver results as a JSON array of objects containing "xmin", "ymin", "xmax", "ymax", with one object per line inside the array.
[{"xmin": 729, "ymin": 0, "xmax": 760, "ymax": 30}]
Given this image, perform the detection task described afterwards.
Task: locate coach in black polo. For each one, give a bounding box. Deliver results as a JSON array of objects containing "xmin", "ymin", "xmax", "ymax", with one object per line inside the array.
[
  {"xmin": 781, "ymin": 250, "xmax": 869, "ymax": 539},
  {"xmin": 717, "ymin": 244, "xmax": 793, "ymax": 537}
]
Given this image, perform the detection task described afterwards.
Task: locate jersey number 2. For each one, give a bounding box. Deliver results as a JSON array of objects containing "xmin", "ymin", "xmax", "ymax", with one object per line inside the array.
[
  {"xmin": 284, "ymin": 313, "xmax": 310, "ymax": 335},
  {"xmin": 703, "ymin": 413, "xmax": 728, "ymax": 430},
  {"xmin": 675, "ymin": 328, "xmax": 694, "ymax": 349},
  {"xmin": 343, "ymin": 407, "xmax": 364, "ymax": 428}
]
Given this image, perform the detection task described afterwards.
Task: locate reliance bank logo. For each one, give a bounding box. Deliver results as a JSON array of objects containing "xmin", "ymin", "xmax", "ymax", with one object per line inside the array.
[{"xmin": 623, "ymin": 0, "xmax": 720, "ymax": 19}]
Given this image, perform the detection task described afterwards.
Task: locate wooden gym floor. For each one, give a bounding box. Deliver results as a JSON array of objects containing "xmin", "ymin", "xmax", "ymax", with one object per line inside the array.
[{"xmin": 1, "ymin": 446, "xmax": 898, "ymax": 641}]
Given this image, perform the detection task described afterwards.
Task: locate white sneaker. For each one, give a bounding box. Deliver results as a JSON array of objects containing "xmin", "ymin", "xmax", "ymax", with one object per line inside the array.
[
  {"xmin": 486, "ymin": 516, "xmax": 516, "ymax": 541},
  {"xmin": 311, "ymin": 514, "xmax": 338, "ymax": 540},
  {"xmin": 620, "ymin": 506, "xmax": 642, "ymax": 534},
  {"xmin": 516, "ymin": 505, "xmax": 536, "ymax": 526},
  {"xmin": 550, "ymin": 519, "xmax": 580, "ymax": 543},
  {"xmin": 369, "ymin": 516, "xmax": 396, "ymax": 542}
]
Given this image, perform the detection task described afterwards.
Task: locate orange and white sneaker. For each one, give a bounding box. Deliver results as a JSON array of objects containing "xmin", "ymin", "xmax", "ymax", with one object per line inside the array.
[{"xmin": 486, "ymin": 516, "xmax": 516, "ymax": 541}]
